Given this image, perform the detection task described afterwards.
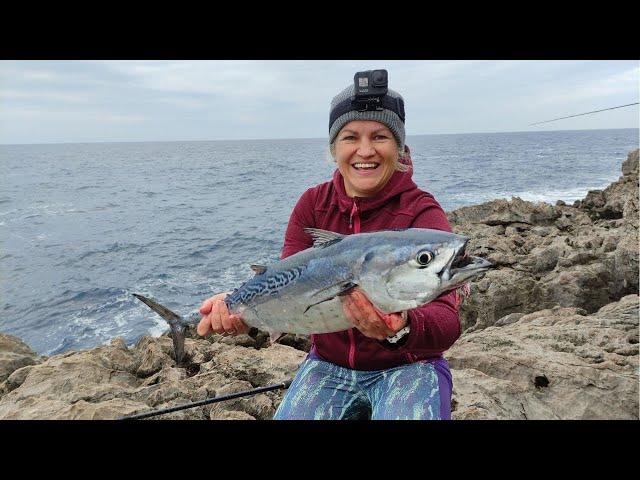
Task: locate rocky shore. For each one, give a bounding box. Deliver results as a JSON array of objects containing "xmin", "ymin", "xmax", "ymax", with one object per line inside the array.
[{"xmin": 1, "ymin": 150, "xmax": 637, "ymax": 420}]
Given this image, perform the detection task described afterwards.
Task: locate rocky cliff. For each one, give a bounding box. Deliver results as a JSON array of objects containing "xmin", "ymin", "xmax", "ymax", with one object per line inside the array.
[{"xmin": 1, "ymin": 150, "xmax": 637, "ymax": 420}]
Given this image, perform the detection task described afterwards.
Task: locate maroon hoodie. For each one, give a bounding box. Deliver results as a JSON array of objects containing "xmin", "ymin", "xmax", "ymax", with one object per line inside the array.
[{"xmin": 281, "ymin": 150, "xmax": 461, "ymax": 371}]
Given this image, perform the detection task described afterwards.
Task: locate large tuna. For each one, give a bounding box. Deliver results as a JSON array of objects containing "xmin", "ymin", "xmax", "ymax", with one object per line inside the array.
[{"xmin": 134, "ymin": 228, "xmax": 492, "ymax": 363}]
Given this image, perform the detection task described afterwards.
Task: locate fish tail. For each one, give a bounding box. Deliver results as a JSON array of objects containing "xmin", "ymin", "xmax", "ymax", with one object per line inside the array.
[{"xmin": 132, "ymin": 293, "xmax": 187, "ymax": 364}]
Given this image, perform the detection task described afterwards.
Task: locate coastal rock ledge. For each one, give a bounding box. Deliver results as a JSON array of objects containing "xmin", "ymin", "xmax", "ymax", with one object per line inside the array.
[{"xmin": 1, "ymin": 150, "xmax": 637, "ymax": 420}]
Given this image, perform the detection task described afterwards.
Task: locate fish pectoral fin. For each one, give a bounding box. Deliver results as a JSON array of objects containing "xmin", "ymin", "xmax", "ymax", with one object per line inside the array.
[
  {"xmin": 269, "ymin": 332, "xmax": 285, "ymax": 345},
  {"xmin": 303, "ymin": 282, "xmax": 358, "ymax": 313}
]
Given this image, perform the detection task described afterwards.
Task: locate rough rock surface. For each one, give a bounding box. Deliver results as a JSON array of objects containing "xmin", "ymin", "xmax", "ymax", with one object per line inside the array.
[
  {"xmin": 451, "ymin": 149, "xmax": 639, "ymax": 332},
  {"xmin": 0, "ymin": 333, "xmax": 305, "ymax": 420},
  {"xmin": 448, "ymin": 295, "xmax": 638, "ymax": 419},
  {"xmin": 0, "ymin": 334, "xmax": 42, "ymax": 384},
  {"xmin": 0, "ymin": 150, "xmax": 637, "ymax": 420}
]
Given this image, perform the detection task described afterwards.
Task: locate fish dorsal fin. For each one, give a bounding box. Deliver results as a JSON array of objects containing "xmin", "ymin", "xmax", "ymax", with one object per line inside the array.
[
  {"xmin": 304, "ymin": 228, "xmax": 346, "ymax": 249},
  {"xmin": 250, "ymin": 264, "xmax": 268, "ymax": 275}
]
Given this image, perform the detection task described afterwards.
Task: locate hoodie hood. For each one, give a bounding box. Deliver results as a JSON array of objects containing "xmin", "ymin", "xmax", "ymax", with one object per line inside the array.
[{"xmin": 331, "ymin": 146, "xmax": 418, "ymax": 214}]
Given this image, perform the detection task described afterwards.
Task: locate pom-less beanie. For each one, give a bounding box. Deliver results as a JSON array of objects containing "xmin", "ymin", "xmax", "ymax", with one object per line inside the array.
[{"xmin": 328, "ymin": 84, "xmax": 406, "ymax": 150}]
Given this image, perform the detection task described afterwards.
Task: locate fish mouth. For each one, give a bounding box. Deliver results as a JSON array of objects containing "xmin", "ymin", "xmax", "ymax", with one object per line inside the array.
[
  {"xmin": 443, "ymin": 240, "xmax": 493, "ymax": 284},
  {"xmin": 450, "ymin": 254, "xmax": 492, "ymax": 275}
]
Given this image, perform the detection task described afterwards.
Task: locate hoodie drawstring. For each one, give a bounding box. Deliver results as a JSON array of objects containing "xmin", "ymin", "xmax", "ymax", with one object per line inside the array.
[{"xmin": 348, "ymin": 199, "xmax": 361, "ymax": 233}]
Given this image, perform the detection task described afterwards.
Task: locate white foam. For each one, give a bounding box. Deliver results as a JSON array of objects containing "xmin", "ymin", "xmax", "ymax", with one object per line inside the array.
[
  {"xmin": 147, "ymin": 317, "xmax": 169, "ymax": 338},
  {"xmin": 452, "ymin": 182, "xmax": 619, "ymax": 207}
]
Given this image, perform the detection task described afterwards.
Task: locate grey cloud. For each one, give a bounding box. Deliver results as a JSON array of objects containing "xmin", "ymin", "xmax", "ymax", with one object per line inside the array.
[{"xmin": 0, "ymin": 60, "xmax": 637, "ymax": 144}]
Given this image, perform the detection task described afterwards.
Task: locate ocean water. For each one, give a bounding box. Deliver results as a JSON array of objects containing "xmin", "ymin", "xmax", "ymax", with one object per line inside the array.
[{"xmin": 1, "ymin": 129, "xmax": 637, "ymax": 355}]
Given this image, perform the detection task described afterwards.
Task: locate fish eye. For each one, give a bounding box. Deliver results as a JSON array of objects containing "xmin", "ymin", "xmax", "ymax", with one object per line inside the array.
[{"xmin": 416, "ymin": 250, "xmax": 434, "ymax": 266}]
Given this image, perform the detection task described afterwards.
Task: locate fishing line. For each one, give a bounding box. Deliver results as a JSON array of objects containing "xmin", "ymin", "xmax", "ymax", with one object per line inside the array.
[{"xmin": 529, "ymin": 102, "xmax": 639, "ymax": 126}]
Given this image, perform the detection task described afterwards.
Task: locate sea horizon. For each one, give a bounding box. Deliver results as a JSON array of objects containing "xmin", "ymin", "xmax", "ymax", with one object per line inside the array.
[{"xmin": 1, "ymin": 127, "xmax": 637, "ymax": 147}]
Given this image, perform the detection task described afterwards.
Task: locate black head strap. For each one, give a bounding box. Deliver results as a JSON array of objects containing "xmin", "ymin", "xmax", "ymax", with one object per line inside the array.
[{"xmin": 329, "ymin": 95, "xmax": 405, "ymax": 129}]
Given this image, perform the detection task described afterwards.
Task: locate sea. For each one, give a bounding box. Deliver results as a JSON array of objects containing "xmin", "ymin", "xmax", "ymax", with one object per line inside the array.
[{"xmin": 1, "ymin": 128, "xmax": 637, "ymax": 355}]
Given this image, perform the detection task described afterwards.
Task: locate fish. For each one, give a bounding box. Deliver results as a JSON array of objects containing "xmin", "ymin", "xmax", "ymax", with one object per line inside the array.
[{"xmin": 133, "ymin": 227, "xmax": 492, "ymax": 363}]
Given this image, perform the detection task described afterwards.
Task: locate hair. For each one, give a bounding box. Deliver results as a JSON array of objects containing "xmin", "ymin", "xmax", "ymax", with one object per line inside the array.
[{"xmin": 326, "ymin": 141, "xmax": 410, "ymax": 173}]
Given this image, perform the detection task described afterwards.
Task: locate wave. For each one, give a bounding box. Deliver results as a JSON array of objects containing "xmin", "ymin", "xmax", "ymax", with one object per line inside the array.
[{"xmin": 449, "ymin": 179, "xmax": 621, "ymax": 207}]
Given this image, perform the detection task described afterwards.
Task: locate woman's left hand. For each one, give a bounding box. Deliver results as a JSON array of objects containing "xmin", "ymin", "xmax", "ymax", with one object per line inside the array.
[{"xmin": 341, "ymin": 289, "xmax": 408, "ymax": 340}]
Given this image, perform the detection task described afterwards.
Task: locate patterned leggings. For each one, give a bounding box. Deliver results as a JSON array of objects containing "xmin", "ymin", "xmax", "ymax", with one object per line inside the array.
[{"xmin": 273, "ymin": 356, "xmax": 452, "ymax": 420}]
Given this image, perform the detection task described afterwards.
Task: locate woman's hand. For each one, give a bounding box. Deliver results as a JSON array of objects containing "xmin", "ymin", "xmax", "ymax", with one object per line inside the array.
[
  {"xmin": 197, "ymin": 292, "xmax": 250, "ymax": 337},
  {"xmin": 340, "ymin": 289, "xmax": 408, "ymax": 340}
]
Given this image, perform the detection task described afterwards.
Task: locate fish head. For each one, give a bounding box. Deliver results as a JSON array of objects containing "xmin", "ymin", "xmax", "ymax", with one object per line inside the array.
[{"xmin": 356, "ymin": 229, "xmax": 492, "ymax": 312}]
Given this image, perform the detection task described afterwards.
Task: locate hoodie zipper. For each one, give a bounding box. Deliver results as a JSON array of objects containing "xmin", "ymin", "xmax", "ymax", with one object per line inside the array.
[{"xmin": 347, "ymin": 197, "xmax": 360, "ymax": 369}]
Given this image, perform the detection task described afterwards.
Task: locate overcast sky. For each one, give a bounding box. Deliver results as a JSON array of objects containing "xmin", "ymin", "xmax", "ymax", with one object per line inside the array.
[{"xmin": 0, "ymin": 60, "xmax": 638, "ymax": 144}]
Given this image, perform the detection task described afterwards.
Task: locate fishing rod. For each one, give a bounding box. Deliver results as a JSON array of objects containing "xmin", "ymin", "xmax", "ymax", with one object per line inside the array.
[
  {"xmin": 118, "ymin": 379, "xmax": 292, "ymax": 420},
  {"xmin": 529, "ymin": 102, "xmax": 639, "ymax": 126}
]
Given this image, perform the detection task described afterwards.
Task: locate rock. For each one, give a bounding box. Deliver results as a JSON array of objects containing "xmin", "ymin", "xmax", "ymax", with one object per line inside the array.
[
  {"xmin": 451, "ymin": 149, "xmax": 639, "ymax": 332},
  {"xmin": 494, "ymin": 313, "xmax": 525, "ymax": 327},
  {"xmin": 208, "ymin": 381, "xmax": 275, "ymax": 420},
  {"xmin": 613, "ymin": 235, "xmax": 639, "ymax": 296},
  {"xmin": 5, "ymin": 365, "xmax": 35, "ymax": 392},
  {"xmin": 0, "ymin": 333, "xmax": 42, "ymax": 384},
  {"xmin": 449, "ymin": 295, "xmax": 639, "ymax": 419},
  {"xmin": 449, "ymin": 197, "xmax": 560, "ymax": 228},
  {"xmin": 622, "ymin": 149, "xmax": 638, "ymax": 176},
  {"xmin": 276, "ymin": 334, "xmax": 312, "ymax": 352},
  {"xmin": 135, "ymin": 336, "xmax": 174, "ymax": 377},
  {"xmin": 0, "ymin": 330, "xmax": 306, "ymax": 420},
  {"xmin": 460, "ymin": 270, "xmax": 538, "ymax": 332},
  {"xmin": 578, "ymin": 150, "xmax": 638, "ymax": 223}
]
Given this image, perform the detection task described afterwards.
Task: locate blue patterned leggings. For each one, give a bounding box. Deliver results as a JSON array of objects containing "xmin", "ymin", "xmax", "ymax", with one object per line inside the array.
[{"xmin": 273, "ymin": 357, "xmax": 452, "ymax": 420}]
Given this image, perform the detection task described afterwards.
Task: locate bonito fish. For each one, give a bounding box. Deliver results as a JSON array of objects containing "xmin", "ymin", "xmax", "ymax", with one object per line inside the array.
[{"xmin": 134, "ymin": 228, "xmax": 492, "ymax": 363}]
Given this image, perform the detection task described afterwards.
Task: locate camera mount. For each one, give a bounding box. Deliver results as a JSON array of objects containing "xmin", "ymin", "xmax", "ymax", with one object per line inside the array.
[{"xmin": 329, "ymin": 69, "xmax": 405, "ymax": 130}]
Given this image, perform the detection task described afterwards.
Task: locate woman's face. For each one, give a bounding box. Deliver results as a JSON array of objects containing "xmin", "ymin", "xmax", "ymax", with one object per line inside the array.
[{"xmin": 334, "ymin": 120, "xmax": 399, "ymax": 198}]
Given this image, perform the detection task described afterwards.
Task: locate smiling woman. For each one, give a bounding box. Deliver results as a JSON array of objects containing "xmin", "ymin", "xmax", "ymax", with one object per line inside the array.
[{"xmin": 197, "ymin": 69, "xmax": 465, "ymax": 420}]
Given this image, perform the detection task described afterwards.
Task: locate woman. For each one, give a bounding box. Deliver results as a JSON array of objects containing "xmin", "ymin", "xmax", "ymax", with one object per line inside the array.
[{"xmin": 197, "ymin": 76, "xmax": 461, "ymax": 420}]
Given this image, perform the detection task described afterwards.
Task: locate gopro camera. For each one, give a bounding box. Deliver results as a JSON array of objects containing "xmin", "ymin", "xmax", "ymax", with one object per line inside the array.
[{"xmin": 352, "ymin": 69, "xmax": 388, "ymax": 110}]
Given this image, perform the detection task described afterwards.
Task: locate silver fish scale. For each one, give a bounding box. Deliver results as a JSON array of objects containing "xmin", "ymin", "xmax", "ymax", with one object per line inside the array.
[{"xmin": 225, "ymin": 265, "xmax": 307, "ymax": 310}]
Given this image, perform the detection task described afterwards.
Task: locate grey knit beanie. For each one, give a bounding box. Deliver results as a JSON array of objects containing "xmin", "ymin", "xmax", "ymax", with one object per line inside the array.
[{"xmin": 328, "ymin": 84, "xmax": 406, "ymax": 150}]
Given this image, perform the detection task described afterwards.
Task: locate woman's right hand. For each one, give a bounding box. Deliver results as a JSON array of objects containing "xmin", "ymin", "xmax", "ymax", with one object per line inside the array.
[{"xmin": 197, "ymin": 292, "xmax": 250, "ymax": 337}]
